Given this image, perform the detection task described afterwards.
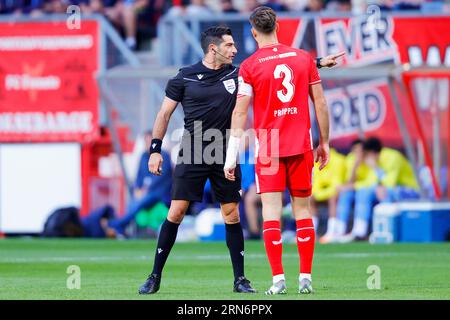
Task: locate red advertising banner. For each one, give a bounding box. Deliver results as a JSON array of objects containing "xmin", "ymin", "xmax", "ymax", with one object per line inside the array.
[
  {"xmin": 310, "ymin": 16, "xmax": 449, "ymax": 147},
  {"xmin": 315, "ymin": 16, "xmax": 450, "ymax": 68},
  {"xmin": 277, "ymin": 18, "xmax": 304, "ymax": 48},
  {"xmin": 0, "ymin": 20, "xmax": 100, "ymax": 143}
]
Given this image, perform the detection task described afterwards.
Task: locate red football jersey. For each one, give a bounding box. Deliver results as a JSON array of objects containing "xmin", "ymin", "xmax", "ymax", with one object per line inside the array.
[{"xmin": 238, "ymin": 43, "xmax": 321, "ymax": 158}]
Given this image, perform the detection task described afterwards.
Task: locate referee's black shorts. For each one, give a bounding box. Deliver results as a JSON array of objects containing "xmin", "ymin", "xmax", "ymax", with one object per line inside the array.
[{"xmin": 171, "ymin": 163, "xmax": 242, "ymax": 203}]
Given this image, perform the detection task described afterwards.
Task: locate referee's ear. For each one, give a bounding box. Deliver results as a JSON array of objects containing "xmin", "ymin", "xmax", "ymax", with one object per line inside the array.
[{"xmin": 208, "ymin": 43, "xmax": 216, "ymax": 55}]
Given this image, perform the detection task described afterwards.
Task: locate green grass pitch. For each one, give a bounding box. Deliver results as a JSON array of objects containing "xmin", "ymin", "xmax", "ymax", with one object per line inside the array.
[{"xmin": 0, "ymin": 239, "xmax": 449, "ymax": 300}]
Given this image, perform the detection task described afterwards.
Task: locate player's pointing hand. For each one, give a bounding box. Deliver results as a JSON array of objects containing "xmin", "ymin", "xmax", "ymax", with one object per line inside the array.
[
  {"xmin": 148, "ymin": 153, "xmax": 163, "ymax": 176},
  {"xmin": 319, "ymin": 51, "xmax": 345, "ymax": 68}
]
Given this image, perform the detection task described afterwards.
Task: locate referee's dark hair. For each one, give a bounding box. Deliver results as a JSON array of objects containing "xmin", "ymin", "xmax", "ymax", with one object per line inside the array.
[
  {"xmin": 363, "ymin": 137, "xmax": 383, "ymax": 153},
  {"xmin": 249, "ymin": 6, "xmax": 277, "ymax": 34},
  {"xmin": 200, "ymin": 26, "xmax": 232, "ymax": 54}
]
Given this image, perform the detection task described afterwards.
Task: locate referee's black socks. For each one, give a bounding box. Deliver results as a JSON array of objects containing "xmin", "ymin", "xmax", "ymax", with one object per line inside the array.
[
  {"xmin": 152, "ymin": 219, "xmax": 180, "ymax": 276},
  {"xmin": 225, "ymin": 222, "xmax": 245, "ymax": 280}
]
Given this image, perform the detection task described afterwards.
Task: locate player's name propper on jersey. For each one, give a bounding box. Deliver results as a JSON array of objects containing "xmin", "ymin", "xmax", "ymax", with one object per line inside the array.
[
  {"xmin": 258, "ymin": 51, "xmax": 297, "ymax": 64},
  {"xmin": 274, "ymin": 107, "xmax": 298, "ymax": 117}
]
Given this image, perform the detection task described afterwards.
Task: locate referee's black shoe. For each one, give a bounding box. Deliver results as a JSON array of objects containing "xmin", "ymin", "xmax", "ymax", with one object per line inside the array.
[
  {"xmin": 138, "ymin": 274, "xmax": 161, "ymax": 294},
  {"xmin": 233, "ymin": 276, "xmax": 257, "ymax": 293}
]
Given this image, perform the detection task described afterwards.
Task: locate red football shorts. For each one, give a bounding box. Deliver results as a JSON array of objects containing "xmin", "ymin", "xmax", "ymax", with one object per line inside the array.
[{"xmin": 255, "ymin": 150, "xmax": 314, "ymax": 197}]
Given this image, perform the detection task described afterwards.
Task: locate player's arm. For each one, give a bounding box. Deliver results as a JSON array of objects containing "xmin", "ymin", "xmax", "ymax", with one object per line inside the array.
[
  {"xmin": 230, "ymin": 95, "xmax": 252, "ymax": 137},
  {"xmin": 224, "ymin": 95, "xmax": 252, "ymax": 181},
  {"xmin": 148, "ymin": 96, "xmax": 178, "ymax": 176},
  {"xmin": 310, "ymin": 83, "xmax": 330, "ymax": 170},
  {"xmin": 317, "ymin": 51, "xmax": 345, "ymax": 68}
]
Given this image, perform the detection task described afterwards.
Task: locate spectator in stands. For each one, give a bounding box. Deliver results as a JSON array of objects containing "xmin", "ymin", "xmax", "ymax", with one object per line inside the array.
[
  {"xmin": 51, "ymin": 0, "xmax": 68, "ymax": 13},
  {"xmin": 0, "ymin": 0, "xmax": 17, "ymax": 14},
  {"xmin": 109, "ymin": 130, "xmax": 173, "ymax": 237},
  {"xmin": 310, "ymin": 147, "xmax": 346, "ymax": 242},
  {"xmin": 264, "ymin": 0, "xmax": 289, "ymax": 11},
  {"xmin": 326, "ymin": 0, "xmax": 351, "ymax": 11},
  {"xmin": 304, "ymin": 0, "xmax": 324, "ymax": 11},
  {"xmin": 82, "ymin": 205, "xmax": 117, "ymax": 238},
  {"xmin": 332, "ymin": 139, "xmax": 376, "ymax": 243},
  {"xmin": 167, "ymin": 0, "xmax": 212, "ymax": 17},
  {"xmin": 378, "ymin": 0, "xmax": 421, "ymax": 11},
  {"xmin": 282, "ymin": 0, "xmax": 307, "ymax": 11},
  {"xmin": 0, "ymin": 0, "xmax": 45, "ymax": 14},
  {"xmin": 339, "ymin": 137, "xmax": 420, "ymax": 242},
  {"xmin": 220, "ymin": 0, "xmax": 238, "ymax": 13},
  {"xmin": 240, "ymin": 0, "xmax": 260, "ymax": 13},
  {"xmin": 76, "ymin": 0, "xmax": 148, "ymax": 50}
]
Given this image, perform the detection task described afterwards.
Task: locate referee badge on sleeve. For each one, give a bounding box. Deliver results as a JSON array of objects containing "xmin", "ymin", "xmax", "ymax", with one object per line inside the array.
[{"xmin": 223, "ymin": 79, "xmax": 236, "ymax": 94}]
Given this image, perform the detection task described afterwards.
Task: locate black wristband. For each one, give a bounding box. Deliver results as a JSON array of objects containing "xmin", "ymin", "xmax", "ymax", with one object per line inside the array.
[
  {"xmin": 316, "ymin": 57, "xmax": 323, "ymax": 69},
  {"xmin": 149, "ymin": 138, "xmax": 162, "ymax": 154}
]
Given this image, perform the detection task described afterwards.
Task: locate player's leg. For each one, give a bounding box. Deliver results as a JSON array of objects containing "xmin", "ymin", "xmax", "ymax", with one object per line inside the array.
[
  {"xmin": 290, "ymin": 195, "xmax": 315, "ymax": 294},
  {"xmin": 309, "ymin": 197, "xmax": 319, "ymax": 232},
  {"xmin": 219, "ymin": 201, "xmax": 256, "ymax": 293},
  {"xmin": 139, "ymin": 164, "xmax": 207, "ymax": 294},
  {"xmin": 261, "ymin": 191, "xmax": 287, "ymax": 294},
  {"xmin": 138, "ymin": 199, "xmax": 190, "ymax": 294},
  {"xmin": 255, "ymin": 155, "xmax": 287, "ymax": 294},
  {"xmin": 286, "ymin": 151, "xmax": 315, "ymax": 294},
  {"xmin": 210, "ymin": 164, "xmax": 256, "ymax": 293}
]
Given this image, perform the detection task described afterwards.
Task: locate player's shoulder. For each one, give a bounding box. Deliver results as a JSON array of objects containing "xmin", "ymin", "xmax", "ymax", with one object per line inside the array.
[
  {"xmin": 288, "ymin": 47, "xmax": 313, "ymax": 60},
  {"xmin": 179, "ymin": 62, "xmax": 203, "ymax": 76},
  {"xmin": 239, "ymin": 53, "xmax": 259, "ymax": 71}
]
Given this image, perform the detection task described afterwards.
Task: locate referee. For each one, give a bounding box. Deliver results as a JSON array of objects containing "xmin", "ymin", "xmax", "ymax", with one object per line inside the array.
[{"xmin": 139, "ymin": 26, "xmax": 256, "ymax": 294}]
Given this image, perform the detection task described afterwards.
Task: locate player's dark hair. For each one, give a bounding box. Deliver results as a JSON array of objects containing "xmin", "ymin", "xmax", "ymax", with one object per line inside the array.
[
  {"xmin": 200, "ymin": 26, "xmax": 232, "ymax": 54},
  {"xmin": 363, "ymin": 137, "xmax": 383, "ymax": 153},
  {"xmin": 249, "ymin": 6, "xmax": 277, "ymax": 34}
]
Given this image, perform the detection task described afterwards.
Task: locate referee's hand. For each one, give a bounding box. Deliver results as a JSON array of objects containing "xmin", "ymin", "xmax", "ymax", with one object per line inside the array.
[{"xmin": 148, "ymin": 153, "xmax": 163, "ymax": 176}]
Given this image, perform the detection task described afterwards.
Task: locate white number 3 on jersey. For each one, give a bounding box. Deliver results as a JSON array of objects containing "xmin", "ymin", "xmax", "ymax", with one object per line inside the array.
[{"xmin": 273, "ymin": 64, "xmax": 295, "ymax": 103}]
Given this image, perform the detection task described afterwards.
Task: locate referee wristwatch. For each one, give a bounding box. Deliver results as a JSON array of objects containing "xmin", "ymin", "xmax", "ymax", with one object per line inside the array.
[{"xmin": 316, "ymin": 57, "xmax": 323, "ymax": 69}]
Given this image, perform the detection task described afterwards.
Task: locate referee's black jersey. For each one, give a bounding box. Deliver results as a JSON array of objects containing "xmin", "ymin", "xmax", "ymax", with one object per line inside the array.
[{"xmin": 165, "ymin": 61, "xmax": 238, "ymax": 158}]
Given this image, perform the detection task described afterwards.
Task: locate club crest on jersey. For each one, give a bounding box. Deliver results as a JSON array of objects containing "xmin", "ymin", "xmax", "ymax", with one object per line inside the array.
[{"xmin": 223, "ymin": 79, "xmax": 236, "ymax": 94}]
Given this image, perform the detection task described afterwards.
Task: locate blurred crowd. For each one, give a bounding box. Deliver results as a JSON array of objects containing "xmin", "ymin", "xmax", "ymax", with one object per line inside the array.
[
  {"xmin": 0, "ymin": 0, "xmax": 445, "ymax": 50},
  {"xmin": 98, "ymin": 131, "xmax": 446, "ymax": 242}
]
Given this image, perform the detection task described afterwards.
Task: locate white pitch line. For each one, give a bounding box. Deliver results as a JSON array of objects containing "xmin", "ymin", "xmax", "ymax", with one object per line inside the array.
[{"xmin": 1, "ymin": 252, "xmax": 444, "ymax": 264}]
